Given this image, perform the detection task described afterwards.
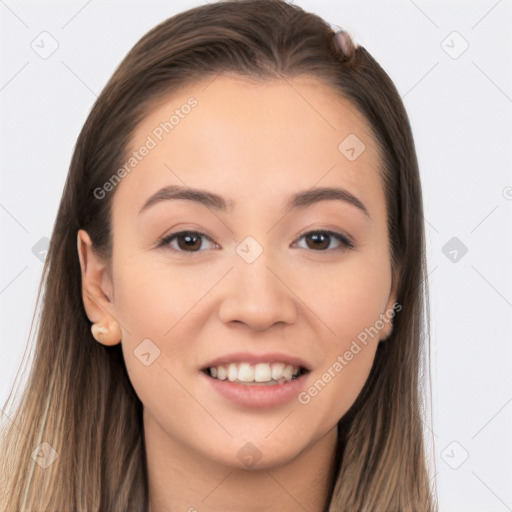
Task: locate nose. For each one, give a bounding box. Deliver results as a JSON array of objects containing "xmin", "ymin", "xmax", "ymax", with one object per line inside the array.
[{"xmin": 218, "ymin": 252, "xmax": 298, "ymax": 332}]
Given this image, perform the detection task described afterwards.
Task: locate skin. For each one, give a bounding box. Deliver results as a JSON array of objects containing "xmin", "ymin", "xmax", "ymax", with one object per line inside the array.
[{"xmin": 77, "ymin": 74, "xmax": 396, "ymax": 511}]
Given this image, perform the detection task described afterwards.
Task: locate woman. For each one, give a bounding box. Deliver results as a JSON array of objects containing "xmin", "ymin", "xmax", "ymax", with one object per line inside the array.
[{"xmin": 0, "ymin": 1, "xmax": 437, "ymax": 510}]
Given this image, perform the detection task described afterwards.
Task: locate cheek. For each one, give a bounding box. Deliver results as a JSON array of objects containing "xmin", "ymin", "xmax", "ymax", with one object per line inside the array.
[
  {"xmin": 291, "ymin": 251, "xmax": 391, "ymax": 418},
  {"xmin": 113, "ymin": 255, "xmax": 213, "ymax": 338},
  {"xmin": 292, "ymin": 251, "xmax": 392, "ymax": 345},
  {"xmin": 112, "ymin": 255, "xmax": 224, "ymax": 394},
  {"xmin": 112, "ymin": 260, "xmax": 200, "ymax": 415}
]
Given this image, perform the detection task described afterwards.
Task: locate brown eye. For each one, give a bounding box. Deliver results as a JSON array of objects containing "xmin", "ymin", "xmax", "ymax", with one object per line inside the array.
[
  {"xmin": 305, "ymin": 232, "xmax": 330, "ymax": 250},
  {"xmin": 294, "ymin": 230, "xmax": 354, "ymax": 251},
  {"xmin": 158, "ymin": 231, "xmax": 217, "ymax": 253},
  {"xmin": 176, "ymin": 233, "xmax": 202, "ymax": 251}
]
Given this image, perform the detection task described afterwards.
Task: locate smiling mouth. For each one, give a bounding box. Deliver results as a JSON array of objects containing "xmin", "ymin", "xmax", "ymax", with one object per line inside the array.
[{"xmin": 202, "ymin": 361, "xmax": 309, "ymax": 386}]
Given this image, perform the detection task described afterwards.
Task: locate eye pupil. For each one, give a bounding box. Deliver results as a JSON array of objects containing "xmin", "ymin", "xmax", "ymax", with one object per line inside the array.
[
  {"xmin": 306, "ymin": 233, "xmax": 329, "ymax": 250},
  {"xmin": 178, "ymin": 233, "xmax": 201, "ymax": 251}
]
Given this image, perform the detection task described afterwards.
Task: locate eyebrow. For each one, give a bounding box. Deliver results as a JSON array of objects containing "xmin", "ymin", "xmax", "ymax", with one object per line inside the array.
[{"xmin": 138, "ymin": 185, "xmax": 370, "ymax": 217}]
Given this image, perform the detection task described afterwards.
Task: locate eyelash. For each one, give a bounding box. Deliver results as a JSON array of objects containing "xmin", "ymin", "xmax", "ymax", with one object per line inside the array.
[{"xmin": 155, "ymin": 229, "xmax": 355, "ymax": 255}]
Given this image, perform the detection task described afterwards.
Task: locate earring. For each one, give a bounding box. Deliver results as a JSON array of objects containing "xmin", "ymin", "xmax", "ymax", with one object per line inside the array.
[
  {"xmin": 91, "ymin": 321, "xmax": 122, "ymax": 346},
  {"xmin": 91, "ymin": 323, "xmax": 109, "ymax": 341}
]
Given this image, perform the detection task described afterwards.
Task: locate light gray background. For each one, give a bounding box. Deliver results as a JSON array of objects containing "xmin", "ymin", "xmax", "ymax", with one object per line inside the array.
[{"xmin": 1, "ymin": 1, "xmax": 511, "ymax": 510}]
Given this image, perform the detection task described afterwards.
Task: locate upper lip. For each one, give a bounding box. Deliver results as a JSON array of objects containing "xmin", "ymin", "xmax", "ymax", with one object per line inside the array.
[{"xmin": 202, "ymin": 352, "xmax": 312, "ymax": 372}]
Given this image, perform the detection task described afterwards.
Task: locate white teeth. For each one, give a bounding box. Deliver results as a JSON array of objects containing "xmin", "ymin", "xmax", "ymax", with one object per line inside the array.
[
  {"xmin": 254, "ymin": 363, "xmax": 272, "ymax": 382},
  {"xmin": 207, "ymin": 362, "xmax": 303, "ymax": 384},
  {"xmin": 271, "ymin": 362, "xmax": 285, "ymax": 381},
  {"xmin": 217, "ymin": 365, "xmax": 227, "ymax": 380},
  {"xmin": 228, "ymin": 363, "xmax": 238, "ymax": 382},
  {"xmin": 238, "ymin": 363, "xmax": 255, "ymax": 382},
  {"xmin": 282, "ymin": 365, "xmax": 293, "ymax": 381}
]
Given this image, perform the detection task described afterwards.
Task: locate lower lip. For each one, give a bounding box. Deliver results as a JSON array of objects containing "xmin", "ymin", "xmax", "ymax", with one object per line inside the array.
[{"xmin": 200, "ymin": 371, "xmax": 309, "ymax": 409}]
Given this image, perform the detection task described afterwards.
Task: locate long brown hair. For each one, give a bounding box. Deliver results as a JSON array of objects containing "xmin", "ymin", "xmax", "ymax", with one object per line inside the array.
[{"xmin": 1, "ymin": 1, "xmax": 437, "ymax": 510}]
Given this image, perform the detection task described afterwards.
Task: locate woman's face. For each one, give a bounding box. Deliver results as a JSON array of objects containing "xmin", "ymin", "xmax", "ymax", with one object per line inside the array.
[{"xmin": 89, "ymin": 74, "xmax": 396, "ymax": 470}]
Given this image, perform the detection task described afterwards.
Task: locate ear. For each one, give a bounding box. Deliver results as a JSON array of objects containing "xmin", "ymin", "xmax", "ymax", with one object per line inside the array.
[
  {"xmin": 379, "ymin": 276, "xmax": 400, "ymax": 341},
  {"xmin": 77, "ymin": 229, "xmax": 121, "ymax": 346}
]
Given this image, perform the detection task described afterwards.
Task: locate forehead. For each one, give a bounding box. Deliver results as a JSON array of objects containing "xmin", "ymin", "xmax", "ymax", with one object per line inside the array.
[{"xmin": 113, "ymin": 73, "xmax": 384, "ymax": 217}]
